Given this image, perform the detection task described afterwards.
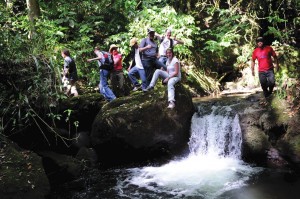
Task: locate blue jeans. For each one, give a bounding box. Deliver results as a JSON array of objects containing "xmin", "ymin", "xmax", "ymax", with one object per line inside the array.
[
  {"xmin": 142, "ymin": 58, "xmax": 166, "ymax": 86},
  {"xmin": 128, "ymin": 66, "xmax": 148, "ymax": 90},
  {"xmin": 258, "ymin": 69, "xmax": 275, "ymax": 97},
  {"xmin": 99, "ymin": 69, "xmax": 116, "ymax": 102},
  {"xmin": 158, "ymin": 56, "xmax": 168, "ymax": 68}
]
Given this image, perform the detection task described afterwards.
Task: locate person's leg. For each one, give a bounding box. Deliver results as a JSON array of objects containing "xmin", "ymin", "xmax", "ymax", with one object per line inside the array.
[
  {"xmin": 116, "ymin": 71, "xmax": 124, "ymax": 90},
  {"xmin": 158, "ymin": 56, "xmax": 164, "ymax": 64},
  {"xmin": 266, "ymin": 70, "xmax": 275, "ymax": 95},
  {"xmin": 167, "ymin": 77, "xmax": 180, "ymax": 103},
  {"xmin": 117, "ymin": 71, "xmax": 125, "ymax": 95},
  {"xmin": 158, "ymin": 56, "xmax": 167, "ymax": 70},
  {"xmin": 258, "ymin": 72, "xmax": 269, "ymax": 98},
  {"xmin": 149, "ymin": 69, "xmax": 168, "ymax": 88},
  {"xmin": 70, "ymin": 80, "xmax": 78, "ymax": 96},
  {"xmin": 155, "ymin": 58, "xmax": 166, "ymax": 70},
  {"xmin": 110, "ymin": 71, "xmax": 118, "ymax": 93},
  {"xmin": 142, "ymin": 59, "xmax": 154, "ymax": 86},
  {"xmin": 138, "ymin": 69, "xmax": 148, "ymax": 90},
  {"xmin": 65, "ymin": 84, "xmax": 71, "ymax": 96},
  {"xmin": 128, "ymin": 66, "xmax": 140, "ymax": 87},
  {"xmin": 99, "ymin": 70, "xmax": 116, "ymax": 101}
]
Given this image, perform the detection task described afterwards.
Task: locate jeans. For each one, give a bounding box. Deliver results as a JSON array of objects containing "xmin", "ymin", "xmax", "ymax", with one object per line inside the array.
[
  {"xmin": 258, "ymin": 69, "xmax": 275, "ymax": 98},
  {"xmin": 149, "ymin": 69, "xmax": 181, "ymax": 102},
  {"xmin": 158, "ymin": 56, "xmax": 168, "ymax": 69},
  {"xmin": 142, "ymin": 58, "xmax": 166, "ymax": 86},
  {"xmin": 99, "ymin": 69, "xmax": 116, "ymax": 102},
  {"xmin": 128, "ymin": 66, "xmax": 148, "ymax": 90}
]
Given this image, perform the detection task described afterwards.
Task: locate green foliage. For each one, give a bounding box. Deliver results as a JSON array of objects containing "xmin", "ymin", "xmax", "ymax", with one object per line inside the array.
[
  {"xmin": 195, "ymin": 5, "xmax": 260, "ymax": 71},
  {"xmin": 0, "ymin": 58, "xmax": 63, "ymax": 135},
  {"xmin": 110, "ymin": 5, "xmax": 195, "ymax": 66}
]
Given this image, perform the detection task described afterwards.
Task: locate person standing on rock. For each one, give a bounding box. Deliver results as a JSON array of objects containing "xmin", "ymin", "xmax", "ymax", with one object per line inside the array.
[
  {"xmin": 61, "ymin": 49, "xmax": 78, "ymax": 97},
  {"xmin": 87, "ymin": 46, "xmax": 116, "ymax": 102},
  {"xmin": 127, "ymin": 37, "xmax": 148, "ymax": 92},
  {"xmin": 251, "ymin": 37, "xmax": 279, "ymax": 99},
  {"xmin": 139, "ymin": 28, "xmax": 166, "ymax": 86},
  {"xmin": 109, "ymin": 44, "xmax": 126, "ymax": 97},
  {"xmin": 155, "ymin": 28, "xmax": 184, "ymax": 66}
]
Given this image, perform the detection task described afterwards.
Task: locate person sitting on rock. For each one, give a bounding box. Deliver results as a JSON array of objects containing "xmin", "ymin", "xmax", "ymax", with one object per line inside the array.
[{"xmin": 145, "ymin": 48, "xmax": 181, "ymax": 109}]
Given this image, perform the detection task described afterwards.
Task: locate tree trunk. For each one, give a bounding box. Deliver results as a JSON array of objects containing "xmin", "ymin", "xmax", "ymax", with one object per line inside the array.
[{"xmin": 26, "ymin": 0, "xmax": 40, "ymax": 39}]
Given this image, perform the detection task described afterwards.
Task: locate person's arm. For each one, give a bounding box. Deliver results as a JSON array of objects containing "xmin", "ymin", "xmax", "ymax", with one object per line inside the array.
[
  {"xmin": 139, "ymin": 38, "xmax": 151, "ymax": 52},
  {"xmin": 113, "ymin": 54, "xmax": 121, "ymax": 65},
  {"xmin": 163, "ymin": 62, "xmax": 179, "ymax": 83},
  {"xmin": 63, "ymin": 59, "xmax": 69, "ymax": 76},
  {"xmin": 87, "ymin": 51, "xmax": 102, "ymax": 62},
  {"xmin": 173, "ymin": 36, "xmax": 184, "ymax": 44},
  {"xmin": 155, "ymin": 32, "xmax": 162, "ymax": 40},
  {"xmin": 63, "ymin": 68, "xmax": 69, "ymax": 77},
  {"xmin": 127, "ymin": 62, "xmax": 132, "ymax": 72},
  {"xmin": 127, "ymin": 48, "xmax": 135, "ymax": 71}
]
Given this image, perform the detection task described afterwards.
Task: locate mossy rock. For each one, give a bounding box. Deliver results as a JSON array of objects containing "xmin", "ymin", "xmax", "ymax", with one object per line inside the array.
[{"xmin": 0, "ymin": 136, "xmax": 50, "ymax": 199}]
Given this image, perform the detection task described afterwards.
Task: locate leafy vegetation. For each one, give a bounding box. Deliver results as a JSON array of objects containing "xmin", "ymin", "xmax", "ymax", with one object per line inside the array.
[{"xmin": 0, "ymin": 0, "xmax": 299, "ymax": 138}]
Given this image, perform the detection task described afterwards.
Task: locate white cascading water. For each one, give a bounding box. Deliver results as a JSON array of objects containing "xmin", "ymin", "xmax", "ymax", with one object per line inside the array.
[
  {"xmin": 189, "ymin": 106, "xmax": 242, "ymax": 158},
  {"xmin": 118, "ymin": 105, "xmax": 262, "ymax": 199}
]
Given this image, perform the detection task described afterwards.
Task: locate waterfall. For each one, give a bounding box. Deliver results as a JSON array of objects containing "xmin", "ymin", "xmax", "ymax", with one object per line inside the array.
[
  {"xmin": 119, "ymin": 105, "xmax": 262, "ymax": 199},
  {"xmin": 189, "ymin": 105, "xmax": 242, "ymax": 158}
]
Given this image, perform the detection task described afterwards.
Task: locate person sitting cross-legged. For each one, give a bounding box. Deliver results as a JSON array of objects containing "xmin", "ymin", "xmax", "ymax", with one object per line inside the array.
[{"xmin": 145, "ymin": 48, "xmax": 181, "ymax": 109}]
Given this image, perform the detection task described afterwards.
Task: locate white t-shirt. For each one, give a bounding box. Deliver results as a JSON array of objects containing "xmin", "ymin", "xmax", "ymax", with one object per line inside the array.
[
  {"xmin": 166, "ymin": 56, "xmax": 181, "ymax": 79},
  {"xmin": 134, "ymin": 48, "xmax": 144, "ymax": 69},
  {"xmin": 159, "ymin": 37, "xmax": 178, "ymax": 56}
]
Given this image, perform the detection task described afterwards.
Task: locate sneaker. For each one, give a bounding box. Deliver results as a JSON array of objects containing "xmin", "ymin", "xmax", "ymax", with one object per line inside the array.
[
  {"xmin": 132, "ymin": 85, "xmax": 142, "ymax": 91},
  {"xmin": 145, "ymin": 86, "xmax": 154, "ymax": 91},
  {"xmin": 132, "ymin": 87, "xmax": 139, "ymax": 91},
  {"xmin": 167, "ymin": 101, "xmax": 175, "ymax": 109}
]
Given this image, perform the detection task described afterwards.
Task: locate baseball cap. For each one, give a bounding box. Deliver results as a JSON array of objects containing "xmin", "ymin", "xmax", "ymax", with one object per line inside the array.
[
  {"xmin": 147, "ymin": 28, "xmax": 155, "ymax": 34},
  {"xmin": 256, "ymin": 37, "xmax": 264, "ymax": 43}
]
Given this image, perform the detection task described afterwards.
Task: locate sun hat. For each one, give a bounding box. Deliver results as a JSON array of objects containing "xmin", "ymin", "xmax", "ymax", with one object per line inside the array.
[
  {"xmin": 147, "ymin": 28, "xmax": 155, "ymax": 34},
  {"xmin": 130, "ymin": 38, "xmax": 138, "ymax": 47},
  {"xmin": 109, "ymin": 44, "xmax": 118, "ymax": 53}
]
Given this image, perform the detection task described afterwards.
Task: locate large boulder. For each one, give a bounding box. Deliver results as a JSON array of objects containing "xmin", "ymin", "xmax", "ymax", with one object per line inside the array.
[
  {"xmin": 239, "ymin": 94, "xmax": 300, "ymax": 168},
  {"xmin": 90, "ymin": 83, "xmax": 195, "ymax": 166},
  {"xmin": 0, "ymin": 136, "xmax": 50, "ymax": 199}
]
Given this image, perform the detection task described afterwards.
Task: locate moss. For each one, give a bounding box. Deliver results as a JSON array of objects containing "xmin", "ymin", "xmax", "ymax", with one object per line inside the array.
[
  {"xmin": 0, "ymin": 138, "xmax": 49, "ymax": 196},
  {"xmin": 269, "ymin": 96, "xmax": 290, "ymax": 124}
]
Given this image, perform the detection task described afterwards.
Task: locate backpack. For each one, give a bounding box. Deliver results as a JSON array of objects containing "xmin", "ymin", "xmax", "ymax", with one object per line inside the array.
[
  {"xmin": 160, "ymin": 36, "xmax": 173, "ymax": 48},
  {"xmin": 99, "ymin": 51, "xmax": 114, "ymax": 71}
]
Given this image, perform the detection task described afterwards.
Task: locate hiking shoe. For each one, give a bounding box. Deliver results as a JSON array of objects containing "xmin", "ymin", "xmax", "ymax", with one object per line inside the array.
[{"xmin": 167, "ymin": 101, "xmax": 175, "ymax": 109}]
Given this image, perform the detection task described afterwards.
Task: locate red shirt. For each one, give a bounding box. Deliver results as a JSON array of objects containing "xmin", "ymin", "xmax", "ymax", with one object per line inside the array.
[
  {"xmin": 252, "ymin": 46, "xmax": 277, "ymax": 72},
  {"xmin": 113, "ymin": 53, "xmax": 123, "ymax": 71}
]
